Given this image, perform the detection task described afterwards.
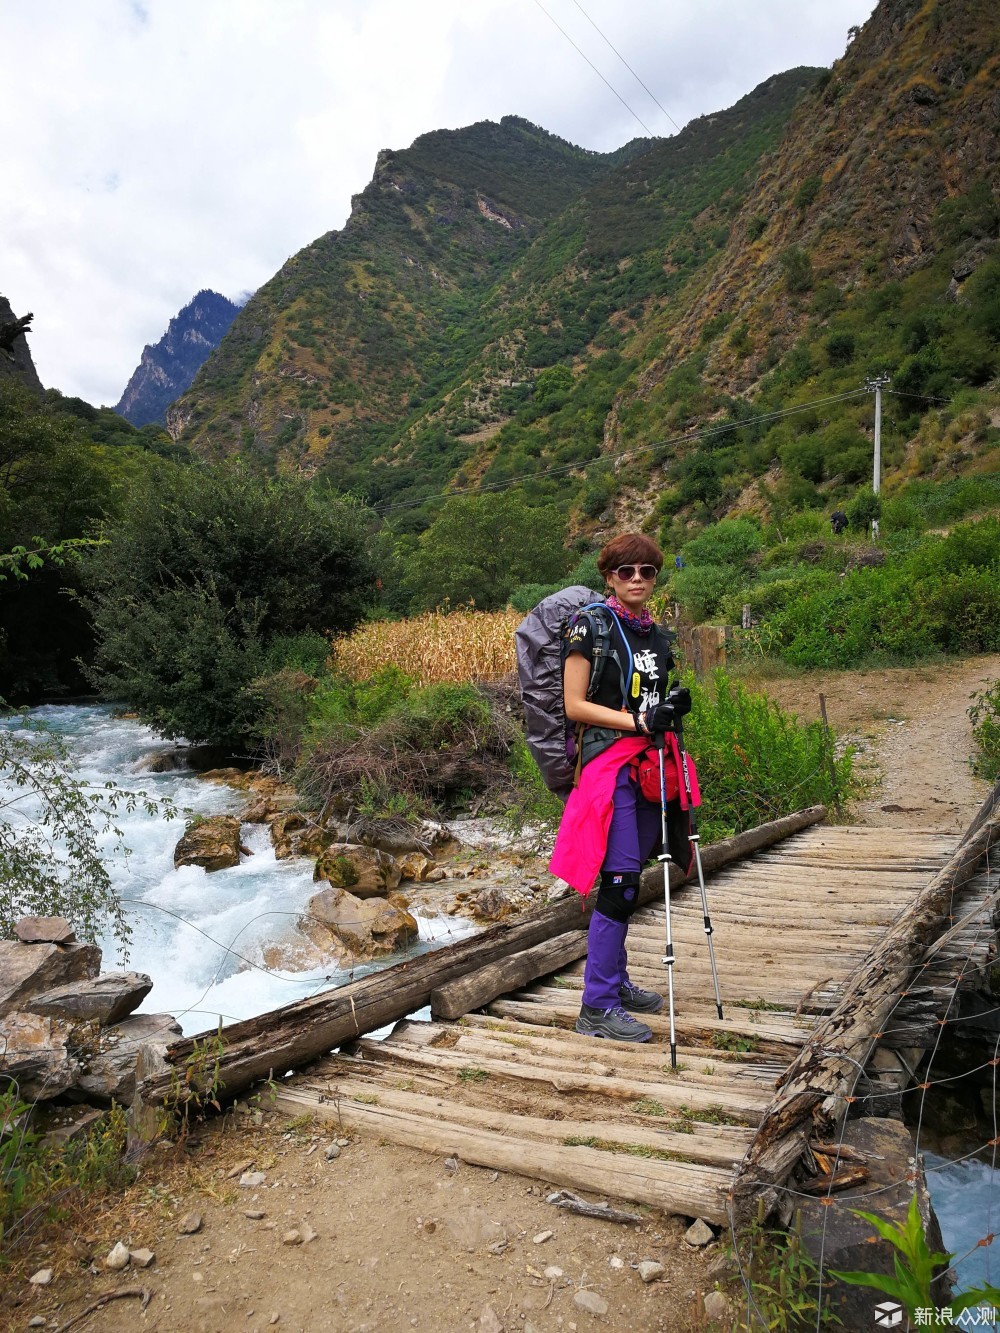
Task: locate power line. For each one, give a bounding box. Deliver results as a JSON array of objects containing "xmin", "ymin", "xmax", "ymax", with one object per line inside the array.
[
  {"xmin": 569, "ymin": 0, "xmax": 682, "ymax": 134},
  {"xmin": 532, "ymin": 0, "xmax": 654, "ymax": 138}
]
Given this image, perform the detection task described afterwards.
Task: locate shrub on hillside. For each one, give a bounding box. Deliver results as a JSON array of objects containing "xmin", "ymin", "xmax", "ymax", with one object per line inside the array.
[
  {"xmin": 296, "ymin": 680, "xmax": 519, "ymax": 817},
  {"xmin": 685, "ymin": 672, "xmax": 853, "ymax": 841},
  {"xmin": 79, "ymin": 462, "xmax": 377, "ymax": 748},
  {"xmin": 968, "ymin": 680, "xmax": 1000, "ymax": 781},
  {"xmin": 739, "ymin": 520, "xmax": 1000, "ymax": 668}
]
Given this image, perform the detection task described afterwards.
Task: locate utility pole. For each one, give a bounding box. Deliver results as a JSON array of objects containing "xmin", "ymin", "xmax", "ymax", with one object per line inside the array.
[{"xmin": 866, "ymin": 375, "xmax": 890, "ymax": 539}]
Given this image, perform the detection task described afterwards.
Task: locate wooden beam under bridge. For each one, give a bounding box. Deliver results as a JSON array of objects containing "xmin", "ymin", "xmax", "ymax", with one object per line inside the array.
[{"xmin": 139, "ymin": 804, "xmax": 827, "ymax": 1107}]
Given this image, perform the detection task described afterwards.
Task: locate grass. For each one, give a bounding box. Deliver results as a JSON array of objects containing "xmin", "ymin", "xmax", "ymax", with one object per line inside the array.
[
  {"xmin": 457, "ymin": 1067, "xmax": 490, "ymax": 1084},
  {"xmin": 711, "ymin": 1032, "xmax": 760, "ymax": 1054},
  {"xmin": 631, "ymin": 1098, "xmax": 667, "ymax": 1117},
  {"xmin": 562, "ymin": 1135, "xmax": 684, "ymax": 1163}
]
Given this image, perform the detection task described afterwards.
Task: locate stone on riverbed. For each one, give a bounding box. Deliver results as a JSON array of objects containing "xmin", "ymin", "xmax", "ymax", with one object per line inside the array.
[
  {"xmin": 313, "ymin": 844, "xmax": 401, "ymax": 897},
  {"xmin": 15, "ymin": 915, "xmax": 76, "ymax": 944},
  {"xmin": 29, "ymin": 971, "xmax": 153, "ymax": 1026},
  {"xmin": 77, "ymin": 1012, "xmax": 183, "ymax": 1104},
  {"xmin": 0, "ymin": 940, "xmax": 102, "ymax": 1019},
  {"xmin": 173, "ymin": 815, "xmax": 245, "ymax": 872},
  {"xmin": 300, "ymin": 884, "xmax": 418, "ymax": 961}
]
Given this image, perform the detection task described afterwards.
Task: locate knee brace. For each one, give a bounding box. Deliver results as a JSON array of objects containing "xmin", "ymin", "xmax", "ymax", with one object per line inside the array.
[{"xmin": 595, "ymin": 870, "xmax": 642, "ymax": 924}]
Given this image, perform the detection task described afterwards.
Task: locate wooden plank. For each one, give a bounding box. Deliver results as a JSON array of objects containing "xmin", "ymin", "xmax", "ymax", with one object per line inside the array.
[
  {"xmin": 353, "ymin": 1038, "xmax": 770, "ymax": 1118},
  {"xmin": 272, "ymin": 1081, "xmax": 753, "ymax": 1168},
  {"xmin": 431, "ymin": 931, "xmax": 588, "ymax": 1021},
  {"xmin": 141, "ymin": 804, "xmax": 828, "ymax": 1104},
  {"xmin": 269, "ymin": 1090, "xmax": 735, "ymax": 1222}
]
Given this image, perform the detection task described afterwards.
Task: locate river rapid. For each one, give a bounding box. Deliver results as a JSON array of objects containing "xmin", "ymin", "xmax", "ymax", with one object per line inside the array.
[{"xmin": 2, "ymin": 704, "xmax": 476, "ymax": 1036}]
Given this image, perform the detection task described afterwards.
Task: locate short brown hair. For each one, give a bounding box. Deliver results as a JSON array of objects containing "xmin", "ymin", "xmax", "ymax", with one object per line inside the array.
[{"xmin": 597, "ymin": 532, "xmax": 664, "ymax": 579}]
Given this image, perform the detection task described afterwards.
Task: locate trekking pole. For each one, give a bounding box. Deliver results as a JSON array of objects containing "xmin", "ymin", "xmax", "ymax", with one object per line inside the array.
[
  {"xmin": 673, "ymin": 719, "xmax": 724, "ymax": 1021},
  {"xmin": 655, "ymin": 732, "xmax": 679, "ymax": 1070}
]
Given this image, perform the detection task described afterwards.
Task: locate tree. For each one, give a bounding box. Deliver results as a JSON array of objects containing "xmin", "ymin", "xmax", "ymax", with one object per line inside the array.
[
  {"xmin": 78, "ymin": 462, "xmax": 378, "ymax": 748},
  {"xmin": 405, "ymin": 492, "xmax": 567, "ymax": 612}
]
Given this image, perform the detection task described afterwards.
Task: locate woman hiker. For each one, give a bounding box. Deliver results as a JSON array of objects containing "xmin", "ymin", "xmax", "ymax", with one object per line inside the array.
[{"xmin": 549, "ymin": 532, "xmax": 692, "ymax": 1043}]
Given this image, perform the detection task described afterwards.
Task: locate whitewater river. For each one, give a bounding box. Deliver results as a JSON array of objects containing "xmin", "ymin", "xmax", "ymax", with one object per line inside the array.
[{"xmin": 2, "ymin": 704, "xmax": 475, "ymax": 1037}]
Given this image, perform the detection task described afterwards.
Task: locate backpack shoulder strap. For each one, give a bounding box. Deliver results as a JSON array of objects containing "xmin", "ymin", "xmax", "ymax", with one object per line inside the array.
[{"xmin": 585, "ymin": 603, "xmax": 631, "ymax": 706}]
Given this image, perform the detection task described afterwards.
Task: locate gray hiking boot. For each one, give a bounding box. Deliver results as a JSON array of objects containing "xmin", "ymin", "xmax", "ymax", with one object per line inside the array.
[
  {"xmin": 618, "ymin": 980, "xmax": 664, "ymax": 1014},
  {"xmin": 575, "ymin": 1003, "xmax": 653, "ymax": 1043}
]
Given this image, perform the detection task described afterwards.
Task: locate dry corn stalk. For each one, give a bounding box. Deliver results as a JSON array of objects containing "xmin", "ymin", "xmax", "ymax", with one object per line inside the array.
[{"xmin": 331, "ymin": 608, "xmax": 521, "ymax": 687}]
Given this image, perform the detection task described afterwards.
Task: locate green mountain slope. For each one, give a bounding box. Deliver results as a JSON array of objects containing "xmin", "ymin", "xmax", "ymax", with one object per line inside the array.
[
  {"xmin": 176, "ymin": 0, "xmax": 998, "ymax": 565},
  {"xmin": 168, "ymin": 117, "xmax": 636, "ymax": 469}
]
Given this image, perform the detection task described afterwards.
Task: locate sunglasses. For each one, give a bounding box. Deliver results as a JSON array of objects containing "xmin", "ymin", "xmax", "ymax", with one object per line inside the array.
[{"xmin": 611, "ymin": 564, "xmax": 658, "ymax": 581}]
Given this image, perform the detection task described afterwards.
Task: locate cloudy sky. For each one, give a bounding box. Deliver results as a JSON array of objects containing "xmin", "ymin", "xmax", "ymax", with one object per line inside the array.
[{"xmin": 4, "ymin": 0, "xmax": 876, "ymax": 407}]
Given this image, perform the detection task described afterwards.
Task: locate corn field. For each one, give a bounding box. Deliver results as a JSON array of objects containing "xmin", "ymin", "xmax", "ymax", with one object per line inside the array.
[{"xmin": 331, "ymin": 607, "xmax": 521, "ymax": 686}]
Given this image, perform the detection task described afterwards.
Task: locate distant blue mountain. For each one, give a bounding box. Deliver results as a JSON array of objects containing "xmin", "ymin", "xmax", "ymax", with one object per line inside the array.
[{"xmin": 115, "ymin": 289, "xmax": 245, "ymax": 426}]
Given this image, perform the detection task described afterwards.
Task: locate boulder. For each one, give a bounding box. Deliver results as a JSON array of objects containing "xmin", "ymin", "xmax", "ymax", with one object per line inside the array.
[
  {"xmin": 398, "ymin": 852, "xmax": 437, "ymax": 883},
  {"xmin": 314, "ymin": 844, "xmax": 401, "ymax": 897},
  {"xmin": 29, "ymin": 971, "xmax": 153, "ymax": 1027},
  {"xmin": 472, "ymin": 887, "xmax": 516, "ymax": 922},
  {"xmin": 268, "ymin": 810, "xmax": 308, "ymax": 859},
  {"xmin": 0, "ymin": 1011, "xmax": 78, "ymax": 1100},
  {"xmin": 78, "ymin": 1012, "xmax": 182, "ymax": 1105},
  {"xmin": 137, "ymin": 750, "xmax": 188, "ymax": 773},
  {"xmin": 300, "ymin": 884, "xmax": 418, "ymax": 961},
  {"xmin": 173, "ymin": 815, "xmax": 244, "ymax": 872},
  {"xmin": 15, "ymin": 915, "xmax": 76, "ymax": 944},
  {"xmin": 0, "ymin": 940, "xmax": 102, "ymax": 1019}
]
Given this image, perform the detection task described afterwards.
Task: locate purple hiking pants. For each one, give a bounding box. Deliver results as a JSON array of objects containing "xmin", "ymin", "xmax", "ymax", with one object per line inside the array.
[{"xmin": 581, "ymin": 762, "xmax": 661, "ymax": 1010}]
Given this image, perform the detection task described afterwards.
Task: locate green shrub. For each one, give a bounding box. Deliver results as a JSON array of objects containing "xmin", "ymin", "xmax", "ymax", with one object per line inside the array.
[
  {"xmin": 969, "ymin": 680, "xmax": 1000, "ymax": 780},
  {"xmin": 685, "ymin": 671, "xmax": 854, "ymax": 841}
]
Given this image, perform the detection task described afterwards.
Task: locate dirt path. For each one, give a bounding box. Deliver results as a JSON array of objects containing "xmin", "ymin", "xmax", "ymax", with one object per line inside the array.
[
  {"xmin": 746, "ymin": 653, "xmax": 1000, "ymax": 833},
  {"xmin": 8, "ymin": 656, "xmax": 999, "ymax": 1333}
]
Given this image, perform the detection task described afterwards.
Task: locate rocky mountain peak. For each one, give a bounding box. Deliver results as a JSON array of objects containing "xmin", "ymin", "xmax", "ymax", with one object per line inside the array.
[{"xmin": 115, "ymin": 289, "xmax": 245, "ymax": 427}]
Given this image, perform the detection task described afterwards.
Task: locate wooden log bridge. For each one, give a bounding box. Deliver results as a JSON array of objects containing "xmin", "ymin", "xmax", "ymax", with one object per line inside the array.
[{"xmin": 142, "ymin": 790, "xmax": 1000, "ymax": 1227}]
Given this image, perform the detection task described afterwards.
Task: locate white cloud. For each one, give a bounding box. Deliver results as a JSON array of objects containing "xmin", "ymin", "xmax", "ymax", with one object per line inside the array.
[{"xmin": 1, "ymin": 0, "xmax": 876, "ymax": 406}]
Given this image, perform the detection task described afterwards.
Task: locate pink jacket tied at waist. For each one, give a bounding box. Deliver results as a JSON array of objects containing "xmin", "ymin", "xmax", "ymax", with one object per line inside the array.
[{"xmin": 548, "ymin": 735, "xmax": 647, "ymax": 895}]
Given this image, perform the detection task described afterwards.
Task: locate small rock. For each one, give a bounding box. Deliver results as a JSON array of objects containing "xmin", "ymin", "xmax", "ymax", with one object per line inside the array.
[
  {"xmin": 637, "ymin": 1259, "xmax": 664, "ymax": 1283},
  {"xmin": 609, "ymin": 1255, "xmax": 624, "ymax": 1269},
  {"xmin": 244, "ymin": 1209, "xmax": 266, "ymax": 1220},
  {"xmin": 192, "ymin": 1270, "xmax": 203, "ymax": 1283},
  {"xmin": 300, "ymin": 1222, "xmax": 318, "ymax": 1244},
  {"xmin": 270, "ymin": 1315, "xmax": 280, "ymax": 1325},
  {"xmin": 130, "ymin": 1248, "xmax": 155, "ymax": 1268},
  {"xmin": 478, "ymin": 1306, "xmax": 503, "ymax": 1333},
  {"xmin": 240, "ymin": 1171, "xmax": 267, "ymax": 1188},
  {"xmin": 282, "ymin": 1229, "xmax": 302, "ymax": 1246},
  {"xmin": 105, "ymin": 1241, "xmax": 130, "ymax": 1271},
  {"xmin": 532, "ymin": 1229, "xmax": 553, "ymax": 1244},
  {"xmin": 324, "ymin": 1143, "xmax": 341, "ymax": 1161},
  {"xmin": 574, "ymin": 1290, "xmax": 609, "ymax": 1316},
  {"xmin": 544, "ymin": 1266, "xmax": 563, "ymax": 1280},
  {"xmin": 16, "ymin": 915, "xmax": 76, "ymax": 944},
  {"xmin": 29, "ymin": 1317, "xmax": 47, "ymax": 1327},
  {"xmin": 28, "ymin": 1268, "xmax": 53, "ymax": 1286},
  {"xmin": 444, "ymin": 1155, "xmax": 459, "ymax": 1173},
  {"xmin": 685, "ymin": 1218, "xmax": 715, "ymax": 1247},
  {"xmin": 704, "ymin": 1290, "xmax": 730, "ymax": 1322},
  {"xmin": 178, "ymin": 1212, "xmax": 203, "ymax": 1234}
]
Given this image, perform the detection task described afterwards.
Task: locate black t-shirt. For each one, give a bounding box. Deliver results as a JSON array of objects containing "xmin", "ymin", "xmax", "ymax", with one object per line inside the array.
[{"xmin": 565, "ymin": 609, "xmax": 675, "ymax": 715}]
